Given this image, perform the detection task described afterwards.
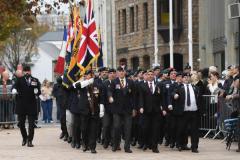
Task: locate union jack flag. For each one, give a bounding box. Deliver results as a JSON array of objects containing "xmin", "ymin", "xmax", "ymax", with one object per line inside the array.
[{"xmin": 77, "ymin": 0, "xmax": 99, "ymax": 73}]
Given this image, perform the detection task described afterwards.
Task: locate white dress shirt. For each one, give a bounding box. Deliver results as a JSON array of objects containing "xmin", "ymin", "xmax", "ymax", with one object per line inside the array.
[{"xmin": 184, "ymin": 83, "xmax": 198, "ymax": 111}]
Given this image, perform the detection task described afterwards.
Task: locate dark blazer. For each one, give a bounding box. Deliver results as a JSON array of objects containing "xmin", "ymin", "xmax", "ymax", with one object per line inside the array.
[
  {"xmin": 94, "ymin": 77, "xmax": 105, "ymax": 105},
  {"xmin": 134, "ymin": 79, "xmax": 143, "ymax": 110},
  {"xmin": 13, "ymin": 75, "xmax": 41, "ymax": 115},
  {"xmin": 103, "ymin": 79, "xmax": 113, "ymax": 113},
  {"xmin": 108, "ymin": 78, "xmax": 136, "ymax": 114},
  {"xmin": 139, "ymin": 81, "xmax": 163, "ymax": 114},
  {"xmin": 174, "ymin": 83, "xmax": 201, "ymax": 115},
  {"xmin": 70, "ymin": 81, "xmax": 102, "ymax": 116},
  {"xmin": 52, "ymin": 83, "xmax": 69, "ymax": 110},
  {"xmin": 162, "ymin": 80, "xmax": 178, "ymax": 111}
]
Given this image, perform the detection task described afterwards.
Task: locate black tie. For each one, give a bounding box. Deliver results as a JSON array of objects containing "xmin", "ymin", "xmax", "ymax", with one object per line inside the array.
[{"xmin": 187, "ymin": 84, "xmax": 191, "ymax": 106}]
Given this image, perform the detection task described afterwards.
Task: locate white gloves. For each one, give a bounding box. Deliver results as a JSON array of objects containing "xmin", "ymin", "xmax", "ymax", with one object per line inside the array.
[
  {"xmin": 73, "ymin": 78, "xmax": 94, "ymax": 88},
  {"xmin": 99, "ymin": 104, "xmax": 104, "ymax": 118},
  {"xmin": 140, "ymin": 108, "xmax": 144, "ymax": 114},
  {"xmin": 168, "ymin": 105, "xmax": 173, "ymax": 111},
  {"xmin": 109, "ymin": 97, "xmax": 114, "ymax": 103},
  {"xmin": 11, "ymin": 89, "xmax": 18, "ymax": 94},
  {"xmin": 174, "ymin": 94, "xmax": 179, "ymax": 99}
]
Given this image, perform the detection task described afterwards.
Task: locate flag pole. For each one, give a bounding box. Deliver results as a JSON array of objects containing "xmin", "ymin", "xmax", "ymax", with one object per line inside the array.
[
  {"xmin": 169, "ymin": 0, "xmax": 174, "ymax": 68},
  {"xmin": 154, "ymin": 0, "xmax": 159, "ymax": 67},
  {"xmin": 188, "ymin": 0, "xmax": 193, "ymax": 70}
]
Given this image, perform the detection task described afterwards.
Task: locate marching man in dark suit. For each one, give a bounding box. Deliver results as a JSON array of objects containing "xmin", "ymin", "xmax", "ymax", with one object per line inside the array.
[
  {"xmin": 173, "ymin": 73, "xmax": 201, "ymax": 153},
  {"xmin": 139, "ymin": 69, "xmax": 163, "ymax": 153},
  {"xmin": 108, "ymin": 67, "xmax": 136, "ymax": 153},
  {"xmin": 12, "ymin": 66, "xmax": 41, "ymax": 147}
]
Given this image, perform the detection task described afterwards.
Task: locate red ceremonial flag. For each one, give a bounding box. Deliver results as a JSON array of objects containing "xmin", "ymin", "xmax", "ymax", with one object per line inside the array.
[
  {"xmin": 77, "ymin": 0, "xmax": 99, "ymax": 73},
  {"xmin": 54, "ymin": 26, "xmax": 68, "ymax": 75}
]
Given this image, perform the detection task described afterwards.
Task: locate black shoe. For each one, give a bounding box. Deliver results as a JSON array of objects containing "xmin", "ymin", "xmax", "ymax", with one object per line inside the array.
[
  {"xmin": 22, "ymin": 139, "xmax": 27, "ymax": 146},
  {"xmin": 75, "ymin": 143, "xmax": 81, "ymax": 149},
  {"xmin": 131, "ymin": 140, "xmax": 136, "ymax": 146},
  {"xmin": 82, "ymin": 145, "xmax": 88, "ymax": 152},
  {"xmin": 170, "ymin": 143, "xmax": 175, "ymax": 148},
  {"xmin": 152, "ymin": 148, "xmax": 160, "ymax": 153},
  {"xmin": 27, "ymin": 141, "xmax": 34, "ymax": 147},
  {"xmin": 192, "ymin": 148, "xmax": 199, "ymax": 153},
  {"xmin": 178, "ymin": 147, "xmax": 182, "ymax": 152},
  {"xmin": 34, "ymin": 124, "xmax": 40, "ymax": 128},
  {"xmin": 68, "ymin": 137, "xmax": 72, "ymax": 143},
  {"xmin": 137, "ymin": 144, "xmax": 144, "ymax": 149},
  {"xmin": 117, "ymin": 146, "xmax": 121, "ymax": 150},
  {"xmin": 103, "ymin": 143, "xmax": 109, "ymax": 149},
  {"xmin": 143, "ymin": 145, "xmax": 148, "ymax": 151},
  {"xmin": 236, "ymin": 149, "xmax": 240, "ymax": 152},
  {"xmin": 164, "ymin": 142, "xmax": 169, "ymax": 147},
  {"xmin": 125, "ymin": 149, "xmax": 132, "ymax": 153},
  {"xmin": 97, "ymin": 138, "xmax": 101, "ymax": 143},
  {"xmin": 91, "ymin": 149, "xmax": 97, "ymax": 153},
  {"xmin": 112, "ymin": 147, "xmax": 117, "ymax": 152},
  {"xmin": 59, "ymin": 133, "xmax": 64, "ymax": 139},
  {"xmin": 63, "ymin": 135, "xmax": 68, "ymax": 142},
  {"xmin": 71, "ymin": 142, "xmax": 76, "ymax": 148},
  {"xmin": 183, "ymin": 146, "xmax": 191, "ymax": 150}
]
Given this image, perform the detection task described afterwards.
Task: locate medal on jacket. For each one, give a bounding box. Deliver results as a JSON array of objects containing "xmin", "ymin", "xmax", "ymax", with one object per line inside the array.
[
  {"xmin": 34, "ymin": 88, "xmax": 38, "ymax": 94},
  {"xmin": 166, "ymin": 84, "xmax": 170, "ymax": 88},
  {"xmin": 87, "ymin": 92, "xmax": 91, "ymax": 101},
  {"xmin": 93, "ymin": 87, "xmax": 99, "ymax": 97},
  {"xmin": 157, "ymin": 87, "xmax": 160, "ymax": 94}
]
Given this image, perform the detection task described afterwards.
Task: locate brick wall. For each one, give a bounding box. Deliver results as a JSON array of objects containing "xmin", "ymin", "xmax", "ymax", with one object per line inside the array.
[{"xmin": 115, "ymin": 0, "xmax": 200, "ymax": 70}]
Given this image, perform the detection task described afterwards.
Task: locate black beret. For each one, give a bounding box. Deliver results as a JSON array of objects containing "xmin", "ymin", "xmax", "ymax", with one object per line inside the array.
[
  {"xmin": 161, "ymin": 69, "xmax": 169, "ymax": 74},
  {"xmin": 98, "ymin": 67, "xmax": 108, "ymax": 72},
  {"xmin": 108, "ymin": 68, "xmax": 116, "ymax": 73},
  {"xmin": 147, "ymin": 69, "xmax": 154, "ymax": 73},
  {"xmin": 153, "ymin": 66, "xmax": 161, "ymax": 71},
  {"xmin": 227, "ymin": 65, "xmax": 234, "ymax": 70},
  {"xmin": 183, "ymin": 72, "xmax": 191, "ymax": 77},
  {"xmin": 176, "ymin": 72, "xmax": 183, "ymax": 77},
  {"xmin": 184, "ymin": 63, "xmax": 191, "ymax": 70},
  {"xmin": 142, "ymin": 70, "xmax": 147, "ymax": 74},
  {"xmin": 23, "ymin": 65, "xmax": 31, "ymax": 71},
  {"xmin": 168, "ymin": 68, "xmax": 176, "ymax": 75},
  {"xmin": 85, "ymin": 70, "xmax": 93, "ymax": 75},
  {"xmin": 136, "ymin": 69, "xmax": 143, "ymax": 75},
  {"xmin": 117, "ymin": 66, "xmax": 125, "ymax": 71}
]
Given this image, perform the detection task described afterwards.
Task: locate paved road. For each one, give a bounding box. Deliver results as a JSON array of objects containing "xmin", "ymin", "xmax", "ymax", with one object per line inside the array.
[{"xmin": 0, "ymin": 126, "xmax": 239, "ymax": 160}]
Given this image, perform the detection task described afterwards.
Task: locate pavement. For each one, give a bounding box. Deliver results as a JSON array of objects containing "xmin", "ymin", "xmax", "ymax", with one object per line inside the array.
[{"xmin": 0, "ymin": 125, "xmax": 239, "ymax": 160}]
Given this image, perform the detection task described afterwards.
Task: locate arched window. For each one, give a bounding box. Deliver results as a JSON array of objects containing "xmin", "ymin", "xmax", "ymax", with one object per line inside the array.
[
  {"xmin": 163, "ymin": 53, "xmax": 183, "ymax": 71},
  {"xmin": 131, "ymin": 57, "xmax": 139, "ymax": 72}
]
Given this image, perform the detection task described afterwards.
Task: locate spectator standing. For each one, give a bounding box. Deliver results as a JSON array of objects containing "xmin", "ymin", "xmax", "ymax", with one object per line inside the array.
[{"xmin": 40, "ymin": 80, "xmax": 53, "ymax": 123}]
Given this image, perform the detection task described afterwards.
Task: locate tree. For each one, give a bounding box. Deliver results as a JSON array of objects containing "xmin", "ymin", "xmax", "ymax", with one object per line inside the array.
[
  {"xmin": 0, "ymin": 0, "xmax": 26, "ymax": 41},
  {"xmin": 0, "ymin": 22, "xmax": 49, "ymax": 73}
]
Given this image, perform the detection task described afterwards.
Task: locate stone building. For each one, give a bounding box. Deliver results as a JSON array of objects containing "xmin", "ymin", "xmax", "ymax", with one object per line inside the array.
[
  {"xmin": 199, "ymin": 0, "xmax": 239, "ymax": 72},
  {"xmin": 114, "ymin": 0, "xmax": 200, "ymax": 71}
]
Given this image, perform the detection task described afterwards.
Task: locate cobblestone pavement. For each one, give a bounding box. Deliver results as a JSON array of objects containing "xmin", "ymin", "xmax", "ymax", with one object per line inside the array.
[{"xmin": 0, "ymin": 126, "xmax": 239, "ymax": 160}]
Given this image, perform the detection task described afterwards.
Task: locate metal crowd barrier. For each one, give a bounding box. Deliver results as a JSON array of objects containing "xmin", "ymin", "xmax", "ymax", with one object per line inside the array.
[
  {"xmin": 200, "ymin": 95, "xmax": 234, "ymax": 139},
  {"xmin": 0, "ymin": 93, "xmax": 16, "ymax": 126}
]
